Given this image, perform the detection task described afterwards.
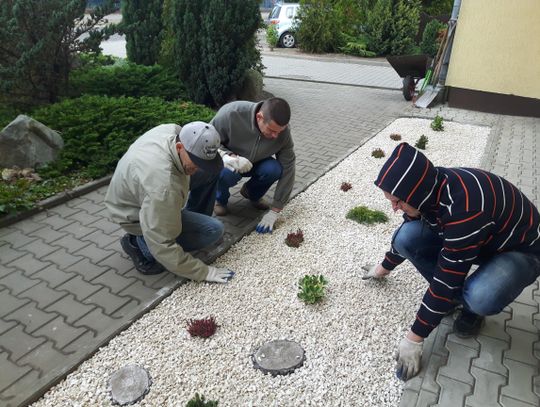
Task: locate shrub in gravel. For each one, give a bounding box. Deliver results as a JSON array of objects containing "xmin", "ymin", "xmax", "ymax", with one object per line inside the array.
[
  {"xmin": 346, "ymin": 206, "xmax": 388, "ymax": 225},
  {"xmin": 285, "ymin": 229, "xmax": 304, "ymax": 248},
  {"xmin": 415, "ymin": 135, "xmax": 429, "ymax": 150},
  {"xmin": 390, "ymin": 133, "xmax": 402, "ymax": 141},
  {"xmin": 340, "ymin": 182, "xmax": 352, "ymax": 192},
  {"xmin": 431, "ymin": 115, "xmax": 444, "ymax": 131},
  {"xmin": 298, "ymin": 275, "xmax": 327, "ymax": 304},
  {"xmin": 371, "ymin": 148, "xmax": 385, "ymax": 158},
  {"xmin": 186, "ymin": 393, "xmax": 218, "ymax": 407},
  {"xmin": 187, "ymin": 317, "xmax": 219, "ymax": 338}
]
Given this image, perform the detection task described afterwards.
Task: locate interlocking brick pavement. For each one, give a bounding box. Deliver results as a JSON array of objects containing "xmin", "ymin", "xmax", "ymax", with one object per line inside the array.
[{"xmin": 0, "ymin": 50, "xmax": 539, "ymax": 407}]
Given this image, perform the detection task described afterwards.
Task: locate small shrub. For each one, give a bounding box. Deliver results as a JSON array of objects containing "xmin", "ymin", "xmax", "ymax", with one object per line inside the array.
[
  {"xmin": 415, "ymin": 135, "xmax": 429, "ymax": 149},
  {"xmin": 186, "ymin": 393, "xmax": 218, "ymax": 407},
  {"xmin": 372, "ymin": 148, "xmax": 385, "ymax": 158},
  {"xmin": 339, "ymin": 34, "xmax": 376, "ymax": 57},
  {"xmin": 187, "ymin": 317, "xmax": 219, "ymax": 338},
  {"xmin": 298, "ymin": 275, "xmax": 327, "ymax": 304},
  {"xmin": 266, "ymin": 24, "xmax": 279, "ymax": 49},
  {"xmin": 431, "ymin": 115, "xmax": 444, "ymax": 131},
  {"xmin": 285, "ymin": 229, "xmax": 304, "ymax": 248},
  {"xmin": 340, "ymin": 182, "xmax": 352, "ymax": 192},
  {"xmin": 390, "ymin": 133, "xmax": 402, "ymax": 141},
  {"xmin": 420, "ymin": 19, "xmax": 446, "ymax": 57},
  {"xmin": 346, "ymin": 206, "xmax": 388, "ymax": 224}
]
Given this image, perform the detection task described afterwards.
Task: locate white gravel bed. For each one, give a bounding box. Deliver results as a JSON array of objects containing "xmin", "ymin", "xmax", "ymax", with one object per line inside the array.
[{"xmin": 33, "ymin": 118, "xmax": 489, "ymax": 407}]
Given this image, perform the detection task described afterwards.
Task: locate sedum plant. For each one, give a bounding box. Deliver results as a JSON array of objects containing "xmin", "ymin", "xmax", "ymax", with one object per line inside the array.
[
  {"xmin": 298, "ymin": 275, "xmax": 328, "ymax": 304},
  {"xmin": 415, "ymin": 135, "xmax": 429, "ymax": 150},
  {"xmin": 186, "ymin": 393, "xmax": 218, "ymax": 407},
  {"xmin": 346, "ymin": 206, "xmax": 388, "ymax": 225},
  {"xmin": 390, "ymin": 133, "xmax": 402, "ymax": 141},
  {"xmin": 285, "ymin": 229, "xmax": 304, "ymax": 248},
  {"xmin": 372, "ymin": 148, "xmax": 385, "ymax": 158},
  {"xmin": 431, "ymin": 115, "xmax": 444, "ymax": 131}
]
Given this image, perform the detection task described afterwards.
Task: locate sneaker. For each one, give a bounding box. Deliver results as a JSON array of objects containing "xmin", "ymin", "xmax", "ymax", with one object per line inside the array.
[
  {"xmin": 213, "ymin": 202, "xmax": 228, "ymax": 216},
  {"xmin": 120, "ymin": 234, "xmax": 166, "ymax": 275},
  {"xmin": 453, "ymin": 309, "xmax": 485, "ymax": 338},
  {"xmin": 240, "ymin": 184, "xmax": 270, "ymax": 210}
]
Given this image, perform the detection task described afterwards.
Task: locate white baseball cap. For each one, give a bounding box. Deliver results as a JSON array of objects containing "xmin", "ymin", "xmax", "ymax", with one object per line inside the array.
[{"xmin": 178, "ymin": 121, "xmax": 223, "ymax": 173}]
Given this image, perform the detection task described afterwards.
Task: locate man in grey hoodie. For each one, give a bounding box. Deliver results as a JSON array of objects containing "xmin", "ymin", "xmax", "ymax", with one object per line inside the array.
[{"xmin": 211, "ymin": 97, "xmax": 296, "ymax": 234}]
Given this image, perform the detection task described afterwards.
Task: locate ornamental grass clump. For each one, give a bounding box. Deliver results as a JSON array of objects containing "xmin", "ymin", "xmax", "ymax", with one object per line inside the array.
[
  {"xmin": 187, "ymin": 317, "xmax": 219, "ymax": 338},
  {"xmin": 298, "ymin": 275, "xmax": 328, "ymax": 304},
  {"xmin": 415, "ymin": 135, "xmax": 429, "ymax": 150},
  {"xmin": 346, "ymin": 206, "xmax": 388, "ymax": 225},
  {"xmin": 285, "ymin": 229, "xmax": 304, "ymax": 248},
  {"xmin": 340, "ymin": 182, "xmax": 352, "ymax": 192},
  {"xmin": 371, "ymin": 148, "xmax": 385, "ymax": 158},
  {"xmin": 431, "ymin": 115, "xmax": 444, "ymax": 131},
  {"xmin": 186, "ymin": 393, "xmax": 218, "ymax": 407},
  {"xmin": 390, "ymin": 133, "xmax": 402, "ymax": 141}
]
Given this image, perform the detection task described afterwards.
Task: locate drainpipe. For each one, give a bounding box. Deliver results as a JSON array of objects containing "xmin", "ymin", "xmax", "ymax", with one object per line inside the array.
[{"xmin": 438, "ymin": 0, "xmax": 461, "ymax": 86}]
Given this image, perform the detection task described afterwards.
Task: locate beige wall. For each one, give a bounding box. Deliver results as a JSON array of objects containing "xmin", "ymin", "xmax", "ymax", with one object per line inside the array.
[{"xmin": 446, "ymin": 0, "xmax": 540, "ymax": 99}]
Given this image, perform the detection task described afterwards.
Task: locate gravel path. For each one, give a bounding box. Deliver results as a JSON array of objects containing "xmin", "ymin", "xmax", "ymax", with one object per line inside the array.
[{"xmin": 33, "ymin": 118, "xmax": 490, "ymax": 407}]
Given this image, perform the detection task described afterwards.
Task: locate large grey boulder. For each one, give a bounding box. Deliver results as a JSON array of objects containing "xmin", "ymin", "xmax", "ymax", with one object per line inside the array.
[{"xmin": 0, "ymin": 114, "xmax": 64, "ymax": 168}]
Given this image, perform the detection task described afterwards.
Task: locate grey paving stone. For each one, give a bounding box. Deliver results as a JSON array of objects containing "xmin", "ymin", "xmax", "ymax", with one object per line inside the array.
[
  {"xmin": 56, "ymin": 275, "xmax": 103, "ymax": 302},
  {"xmin": 83, "ymin": 287, "xmax": 132, "ymax": 315},
  {"xmin": 439, "ymin": 340, "xmax": 479, "ymax": 386},
  {"xmin": 500, "ymin": 395, "xmax": 539, "ymax": 407},
  {"xmin": 48, "ymin": 204, "xmax": 83, "ymax": 218},
  {"xmin": 433, "ymin": 375, "xmax": 473, "ymax": 407},
  {"xmin": 98, "ymin": 252, "xmax": 136, "ymax": 276},
  {"xmin": 415, "ymin": 389, "xmax": 440, "ymax": 407},
  {"xmin": 0, "ymin": 229, "xmax": 37, "ymax": 249},
  {"xmin": 41, "ymin": 248, "xmax": 85, "ymax": 270},
  {"xmin": 465, "ymin": 366, "xmax": 506, "ymax": 407},
  {"xmin": 506, "ymin": 303, "xmax": 538, "ymax": 333},
  {"xmin": 33, "ymin": 316, "xmax": 88, "ymax": 350},
  {"xmin": 17, "ymin": 340, "xmax": 70, "ymax": 372},
  {"xmin": 91, "ymin": 269, "xmax": 137, "ymax": 294},
  {"xmin": 49, "ymin": 234, "xmax": 91, "ymax": 254},
  {"xmin": 45, "ymin": 294, "xmax": 96, "ymax": 324},
  {"xmin": 11, "ymin": 219, "xmax": 46, "ymax": 234},
  {"xmin": 0, "ymin": 287, "xmax": 30, "ymax": 318},
  {"xmin": 27, "ymin": 225, "xmax": 69, "ymax": 244},
  {"xmin": 38, "ymin": 214, "xmax": 76, "ymax": 231},
  {"xmin": 0, "ymin": 271, "xmax": 39, "ymax": 295},
  {"xmin": 0, "ymin": 263, "xmax": 16, "ymax": 279},
  {"xmin": 4, "ymin": 302, "xmax": 58, "ymax": 334},
  {"xmin": 67, "ymin": 198, "xmax": 104, "ymax": 215},
  {"xmin": 64, "ymin": 257, "xmax": 109, "ymax": 282},
  {"xmin": 504, "ymin": 327, "xmax": 539, "ymax": 367},
  {"xmin": 31, "ymin": 264, "xmax": 76, "ymax": 289},
  {"xmin": 514, "ymin": 282, "xmax": 539, "ymax": 307},
  {"xmin": 68, "ymin": 210, "xmax": 103, "ymax": 227},
  {"xmin": 18, "ymin": 281, "xmax": 67, "ymax": 309},
  {"xmin": 74, "ymin": 242, "xmax": 116, "ymax": 265},
  {"xmin": 6, "ymin": 252, "xmax": 51, "ymax": 276},
  {"xmin": 19, "ymin": 237, "xmax": 60, "ymax": 260},
  {"xmin": 0, "ymin": 323, "xmax": 46, "ymax": 362},
  {"xmin": 118, "ymin": 280, "xmax": 160, "ymax": 303},
  {"xmin": 0, "ymin": 368, "xmax": 41, "ymax": 406},
  {"xmin": 86, "ymin": 217, "xmax": 122, "ymax": 235},
  {"xmin": 447, "ymin": 333, "xmax": 480, "ymax": 351},
  {"xmin": 74, "ymin": 308, "xmax": 122, "ymax": 335},
  {"xmin": 1, "ymin": 245, "xmax": 27, "ymax": 265},
  {"xmin": 58, "ymin": 220, "xmax": 98, "ymax": 239},
  {"xmin": 80, "ymin": 229, "xmax": 120, "ymax": 249},
  {"xmin": 501, "ymin": 358, "xmax": 540, "ymax": 406},
  {"xmin": 0, "ymin": 319, "xmax": 17, "ymax": 335},
  {"xmin": 0, "ymin": 351, "xmax": 32, "ymax": 395},
  {"xmin": 482, "ymin": 311, "xmax": 512, "ymax": 341},
  {"xmin": 473, "ymin": 334, "xmax": 509, "ymax": 376}
]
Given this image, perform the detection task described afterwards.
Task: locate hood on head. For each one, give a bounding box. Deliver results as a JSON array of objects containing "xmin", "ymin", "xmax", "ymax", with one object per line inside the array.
[{"xmin": 374, "ymin": 142, "xmax": 437, "ymax": 211}]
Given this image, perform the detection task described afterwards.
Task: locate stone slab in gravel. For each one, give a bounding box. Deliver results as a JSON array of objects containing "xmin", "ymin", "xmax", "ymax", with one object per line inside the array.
[
  {"xmin": 109, "ymin": 364, "xmax": 151, "ymax": 406},
  {"xmin": 31, "ymin": 118, "xmax": 489, "ymax": 407},
  {"xmin": 252, "ymin": 339, "xmax": 305, "ymax": 376}
]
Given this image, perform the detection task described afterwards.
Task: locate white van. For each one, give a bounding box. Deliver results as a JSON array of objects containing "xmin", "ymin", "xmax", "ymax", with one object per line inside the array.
[{"xmin": 266, "ymin": 2, "xmax": 300, "ymax": 48}]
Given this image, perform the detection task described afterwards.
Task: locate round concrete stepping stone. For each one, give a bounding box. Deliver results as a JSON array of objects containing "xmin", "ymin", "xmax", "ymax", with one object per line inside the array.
[
  {"xmin": 109, "ymin": 364, "xmax": 151, "ymax": 405},
  {"xmin": 252, "ymin": 340, "xmax": 305, "ymax": 376}
]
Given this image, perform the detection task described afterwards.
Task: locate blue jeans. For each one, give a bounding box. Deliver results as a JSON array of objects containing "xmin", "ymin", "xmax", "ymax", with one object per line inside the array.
[
  {"xmin": 185, "ymin": 168, "xmax": 220, "ymax": 216},
  {"xmin": 391, "ymin": 220, "xmax": 540, "ymax": 316},
  {"xmin": 215, "ymin": 157, "xmax": 283, "ymax": 206},
  {"xmin": 136, "ymin": 209, "xmax": 224, "ymax": 262}
]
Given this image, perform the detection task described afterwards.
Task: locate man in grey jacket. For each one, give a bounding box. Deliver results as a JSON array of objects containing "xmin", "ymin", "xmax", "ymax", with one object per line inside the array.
[
  {"xmin": 211, "ymin": 97, "xmax": 296, "ymax": 234},
  {"xmin": 104, "ymin": 122, "xmax": 235, "ymax": 283}
]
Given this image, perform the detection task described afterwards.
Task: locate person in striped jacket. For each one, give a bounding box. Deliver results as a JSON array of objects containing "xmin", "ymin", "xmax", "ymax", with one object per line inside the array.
[{"xmin": 363, "ymin": 142, "xmax": 540, "ymax": 381}]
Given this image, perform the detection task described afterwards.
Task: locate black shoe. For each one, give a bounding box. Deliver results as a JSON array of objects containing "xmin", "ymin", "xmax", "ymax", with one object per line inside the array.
[
  {"xmin": 453, "ymin": 309, "xmax": 485, "ymax": 338},
  {"xmin": 120, "ymin": 234, "xmax": 166, "ymax": 275}
]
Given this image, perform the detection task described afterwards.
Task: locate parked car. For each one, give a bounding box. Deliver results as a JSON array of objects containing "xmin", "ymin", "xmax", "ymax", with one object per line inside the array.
[{"xmin": 266, "ymin": 2, "xmax": 300, "ymax": 48}]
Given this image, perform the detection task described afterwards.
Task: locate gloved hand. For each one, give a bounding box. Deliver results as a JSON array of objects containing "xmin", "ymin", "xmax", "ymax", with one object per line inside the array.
[
  {"xmin": 395, "ymin": 337, "xmax": 423, "ymax": 381},
  {"xmin": 256, "ymin": 210, "xmax": 279, "ymax": 234},
  {"xmin": 361, "ymin": 264, "xmax": 390, "ymax": 280},
  {"xmin": 205, "ymin": 266, "xmax": 235, "ymax": 283},
  {"xmin": 236, "ymin": 156, "xmax": 253, "ymax": 174},
  {"xmin": 222, "ymin": 155, "xmax": 241, "ymax": 172}
]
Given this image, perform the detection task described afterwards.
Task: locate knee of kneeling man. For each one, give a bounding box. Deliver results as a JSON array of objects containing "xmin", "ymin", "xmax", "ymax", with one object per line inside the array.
[{"xmin": 463, "ymin": 297, "xmax": 502, "ymax": 316}]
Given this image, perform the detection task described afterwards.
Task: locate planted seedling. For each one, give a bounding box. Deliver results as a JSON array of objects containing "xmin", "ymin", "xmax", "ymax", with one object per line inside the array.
[
  {"xmin": 390, "ymin": 133, "xmax": 402, "ymax": 141},
  {"xmin": 186, "ymin": 393, "xmax": 218, "ymax": 407},
  {"xmin": 431, "ymin": 115, "xmax": 444, "ymax": 131},
  {"xmin": 371, "ymin": 148, "xmax": 385, "ymax": 158},
  {"xmin": 285, "ymin": 229, "xmax": 304, "ymax": 248},
  {"xmin": 298, "ymin": 275, "xmax": 328, "ymax": 304},
  {"xmin": 346, "ymin": 205, "xmax": 388, "ymax": 225},
  {"xmin": 186, "ymin": 317, "xmax": 219, "ymax": 338},
  {"xmin": 340, "ymin": 182, "xmax": 352, "ymax": 192},
  {"xmin": 415, "ymin": 135, "xmax": 428, "ymax": 150}
]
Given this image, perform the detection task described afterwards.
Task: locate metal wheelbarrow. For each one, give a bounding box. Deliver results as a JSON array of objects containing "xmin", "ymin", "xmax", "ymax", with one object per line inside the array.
[{"xmin": 386, "ymin": 54, "xmax": 433, "ymax": 101}]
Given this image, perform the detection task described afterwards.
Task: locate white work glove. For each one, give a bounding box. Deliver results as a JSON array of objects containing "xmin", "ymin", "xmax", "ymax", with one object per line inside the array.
[
  {"xmin": 222, "ymin": 155, "xmax": 241, "ymax": 172},
  {"xmin": 256, "ymin": 210, "xmax": 279, "ymax": 234},
  {"xmin": 205, "ymin": 266, "xmax": 235, "ymax": 283},
  {"xmin": 236, "ymin": 156, "xmax": 253, "ymax": 173},
  {"xmin": 395, "ymin": 337, "xmax": 423, "ymax": 381},
  {"xmin": 361, "ymin": 264, "xmax": 390, "ymax": 280}
]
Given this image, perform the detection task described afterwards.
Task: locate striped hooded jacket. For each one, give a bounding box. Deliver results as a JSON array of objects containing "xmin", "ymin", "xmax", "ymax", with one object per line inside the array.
[{"xmin": 375, "ymin": 143, "xmax": 540, "ymax": 338}]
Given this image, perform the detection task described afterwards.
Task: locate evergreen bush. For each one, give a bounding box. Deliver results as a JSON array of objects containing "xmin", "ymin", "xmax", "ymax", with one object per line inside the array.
[
  {"xmin": 364, "ymin": 0, "xmax": 393, "ymax": 55},
  {"xmin": 0, "ymin": 0, "xmax": 115, "ymax": 108},
  {"xmin": 169, "ymin": 0, "xmax": 262, "ymax": 106},
  {"xmin": 297, "ymin": 0, "xmax": 344, "ymax": 53},
  {"xmin": 420, "ymin": 19, "xmax": 446, "ymax": 57},
  {"xmin": 121, "ymin": 0, "xmax": 164, "ymax": 65}
]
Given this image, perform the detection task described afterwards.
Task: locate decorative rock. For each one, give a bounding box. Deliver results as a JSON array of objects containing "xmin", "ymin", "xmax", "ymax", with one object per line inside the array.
[
  {"xmin": 252, "ymin": 340, "xmax": 305, "ymax": 376},
  {"xmin": 0, "ymin": 114, "xmax": 64, "ymax": 168},
  {"xmin": 109, "ymin": 364, "xmax": 151, "ymax": 405}
]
